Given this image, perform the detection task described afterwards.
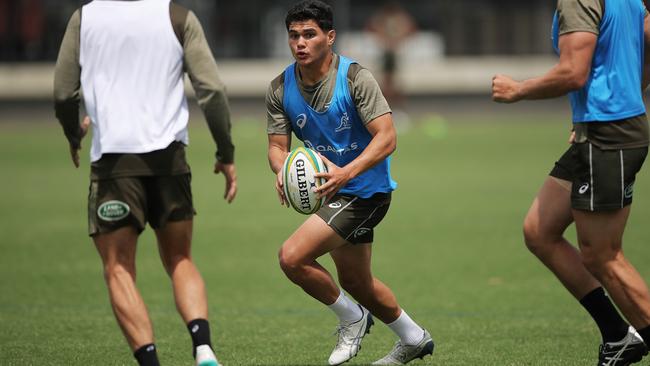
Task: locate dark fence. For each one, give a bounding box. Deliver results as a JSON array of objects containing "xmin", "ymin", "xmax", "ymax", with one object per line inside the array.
[{"xmin": 2, "ymin": 0, "xmax": 648, "ymax": 62}]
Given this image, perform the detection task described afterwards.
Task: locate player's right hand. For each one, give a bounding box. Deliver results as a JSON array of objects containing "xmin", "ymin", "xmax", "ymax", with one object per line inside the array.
[
  {"xmin": 276, "ymin": 171, "xmax": 289, "ymax": 207},
  {"xmin": 492, "ymin": 74, "xmax": 523, "ymax": 103},
  {"xmin": 313, "ymin": 154, "xmax": 347, "ymax": 202}
]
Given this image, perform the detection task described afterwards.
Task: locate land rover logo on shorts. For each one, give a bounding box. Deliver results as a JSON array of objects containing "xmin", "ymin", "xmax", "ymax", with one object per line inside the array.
[
  {"xmin": 625, "ymin": 183, "xmax": 634, "ymax": 199},
  {"xmin": 353, "ymin": 228, "xmax": 370, "ymax": 238},
  {"xmin": 97, "ymin": 200, "xmax": 130, "ymax": 221},
  {"xmin": 329, "ymin": 202, "xmax": 342, "ymax": 209},
  {"xmin": 578, "ymin": 183, "xmax": 590, "ymax": 195},
  {"xmin": 296, "ymin": 114, "xmax": 307, "ymax": 129}
]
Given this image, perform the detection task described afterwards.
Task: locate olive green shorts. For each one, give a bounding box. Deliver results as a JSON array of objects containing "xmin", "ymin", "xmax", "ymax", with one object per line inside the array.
[
  {"xmin": 316, "ymin": 192, "xmax": 391, "ymax": 244},
  {"xmin": 88, "ymin": 174, "xmax": 195, "ymax": 236},
  {"xmin": 550, "ymin": 143, "xmax": 647, "ymax": 211}
]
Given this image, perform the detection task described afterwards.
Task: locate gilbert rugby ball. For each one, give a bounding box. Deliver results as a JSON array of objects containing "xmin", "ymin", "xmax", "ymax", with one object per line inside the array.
[{"xmin": 281, "ymin": 147, "xmax": 328, "ymax": 215}]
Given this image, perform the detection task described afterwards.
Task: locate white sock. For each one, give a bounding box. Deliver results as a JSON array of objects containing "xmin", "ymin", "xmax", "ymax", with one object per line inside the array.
[
  {"xmin": 387, "ymin": 310, "xmax": 424, "ymax": 346},
  {"xmin": 327, "ymin": 291, "xmax": 363, "ymax": 323}
]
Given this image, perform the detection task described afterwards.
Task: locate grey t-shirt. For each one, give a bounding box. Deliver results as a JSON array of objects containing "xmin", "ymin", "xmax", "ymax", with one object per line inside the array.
[
  {"xmin": 266, "ymin": 54, "xmax": 391, "ymax": 135},
  {"xmin": 557, "ymin": 0, "xmax": 604, "ymax": 36}
]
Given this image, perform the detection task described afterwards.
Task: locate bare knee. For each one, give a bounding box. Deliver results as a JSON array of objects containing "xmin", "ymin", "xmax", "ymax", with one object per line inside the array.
[
  {"xmin": 523, "ymin": 215, "xmax": 544, "ymax": 254},
  {"xmin": 523, "ymin": 215, "xmax": 562, "ymax": 256},
  {"xmin": 94, "ymin": 228, "xmax": 139, "ymax": 282},
  {"xmin": 278, "ymin": 244, "xmax": 305, "ymax": 278}
]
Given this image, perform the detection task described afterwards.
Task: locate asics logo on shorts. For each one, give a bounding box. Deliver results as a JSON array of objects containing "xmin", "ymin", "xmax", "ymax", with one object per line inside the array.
[
  {"xmin": 329, "ymin": 202, "xmax": 342, "ymax": 209},
  {"xmin": 353, "ymin": 228, "xmax": 370, "ymax": 238},
  {"xmin": 578, "ymin": 183, "xmax": 590, "ymax": 195},
  {"xmin": 625, "ymin": 183, "xmax": 634, "ymax": 199}
]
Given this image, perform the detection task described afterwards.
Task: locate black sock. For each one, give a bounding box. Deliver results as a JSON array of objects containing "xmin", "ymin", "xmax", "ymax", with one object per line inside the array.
[
  {"xmin": 579, "ymin": 287, "xmax": 629, "ymax": 343},
  {"xmin": 187, "ymin": 318, "xmax": 212, "ymax": 358},
  {"xmin": 637, "ymin": 326, "xmax": 650, "ymax": 346},
  {"xmin": 133, "ymin": 343, "xmax": 160, "ymax": 366}
]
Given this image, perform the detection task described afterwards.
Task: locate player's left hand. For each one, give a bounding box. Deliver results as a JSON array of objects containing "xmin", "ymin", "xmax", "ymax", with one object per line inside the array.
[
  {"xmin": 492, "ymin": 74, "xmax": 523, "ymax": 103},
  {"xmin": 214, "ymin": 162, "xmax": 238, "ymax": 203},
  {"xmin": 314, "ymin": 154, "xmax": 350, "ymax": 201},
  {"xmin": 70, "ymin": 116, "xmax": 91, "ymax": 168}
]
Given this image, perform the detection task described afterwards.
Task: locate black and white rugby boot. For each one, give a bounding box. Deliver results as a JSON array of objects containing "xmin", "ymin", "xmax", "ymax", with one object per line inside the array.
[{"xmin": 598, "ymin": 326, "xmax": 648, "ymax": 366}]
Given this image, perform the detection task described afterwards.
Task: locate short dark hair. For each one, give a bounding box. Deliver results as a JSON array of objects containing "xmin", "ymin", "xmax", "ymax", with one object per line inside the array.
[{"xmin": 285, "ymin": 0, "xmax": 333, "ymax": 32}]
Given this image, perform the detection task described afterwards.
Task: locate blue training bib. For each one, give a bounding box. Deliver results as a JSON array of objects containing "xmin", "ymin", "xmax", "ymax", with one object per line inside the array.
[
  {"xmin": 282, "ymin": 56, "xmax": 396, "ymax": 198},
  {"xmin": 552, "ymin": 0, "xmax": 646, "ymax": 122}
]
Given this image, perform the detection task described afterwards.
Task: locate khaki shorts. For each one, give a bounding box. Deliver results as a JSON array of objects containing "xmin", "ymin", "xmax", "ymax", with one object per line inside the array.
[
  {"xmin": 316, "ymin": 193, "xmax": 391, "ymax": 244},
  {"xmin": 550, "ymin": 143, "xmax": 648, "ymax": 211},
  {"xmin": 88, "ymin": 174, "xmax": 195, "ymax": 236}
]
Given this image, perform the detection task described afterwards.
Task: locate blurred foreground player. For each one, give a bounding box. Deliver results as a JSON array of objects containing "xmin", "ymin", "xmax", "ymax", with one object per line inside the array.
[
  {"xmin": 54, "ymin": 1, "xmax": 236, "ymax": 365},
  {"xmin": 493, "ymin": 0, "xmax": 650, "ymax": 364}
]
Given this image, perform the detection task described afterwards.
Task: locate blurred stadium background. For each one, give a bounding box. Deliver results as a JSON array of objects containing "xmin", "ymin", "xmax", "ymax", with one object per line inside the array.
[
  {"xmin": 2, "ymin": 1, "xmax": 650, "ymax": 365},
  {"xmin": 0, "ymin": 0, "xmax": 573, "ymax": 100}
]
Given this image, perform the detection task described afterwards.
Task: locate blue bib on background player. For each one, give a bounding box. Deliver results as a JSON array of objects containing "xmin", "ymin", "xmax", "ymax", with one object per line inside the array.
[
  {"xmin": 282, "ymin": 55, "xmax": 396, "ymax": 198},
  {"xmin": 552, "ymin": 0, "xmax": 646, "ymax": 123}
]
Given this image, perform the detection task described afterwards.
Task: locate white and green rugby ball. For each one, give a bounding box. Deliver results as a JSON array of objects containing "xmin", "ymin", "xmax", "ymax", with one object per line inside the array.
[{"xmin": 281, "ymin": 147, "xmax": 328, "ymax": 215}]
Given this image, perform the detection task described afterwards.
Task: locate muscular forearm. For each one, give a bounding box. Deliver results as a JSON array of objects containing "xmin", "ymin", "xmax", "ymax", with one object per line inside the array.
[
  {"xmin": 520, "ymin": 32, "xmax": 596, "ymax": 100},
  {"xmin": 342, "ymin": 127, "xmax": 395, "ymax": 179},
  {"xmin": 268, "ymin": 141, "xmax": 289, "ymax": 174},
  {"xmin": 494, "ymin": 32, "xmax": 595, "ymax": 103},
  {"xmin": 518, "ymin": 64, "xmax": 585, "ymax": 100}
]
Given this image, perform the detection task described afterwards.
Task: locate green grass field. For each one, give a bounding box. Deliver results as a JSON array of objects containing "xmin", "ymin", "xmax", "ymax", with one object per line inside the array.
[{"xmin": 1, "ymin": 112, "xmax": 650, "ymax": 365}]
